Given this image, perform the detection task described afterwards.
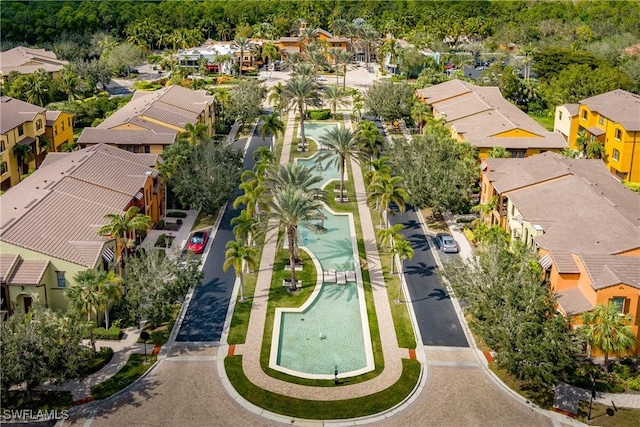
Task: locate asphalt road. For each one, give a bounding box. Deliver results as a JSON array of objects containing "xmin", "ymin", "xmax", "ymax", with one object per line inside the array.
[
  {"xmin": 175, "ymin": 129, "xmax": 269, "ymax": 342},
  {"xmin": 389, "ymin": 208, "xmax": 469, "ymax": 347}
]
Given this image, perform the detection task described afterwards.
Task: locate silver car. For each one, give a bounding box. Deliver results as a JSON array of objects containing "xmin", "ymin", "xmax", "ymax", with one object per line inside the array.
[{"xmin": 435, "ymin": 233, "xmax": 459, "ymax": 253}]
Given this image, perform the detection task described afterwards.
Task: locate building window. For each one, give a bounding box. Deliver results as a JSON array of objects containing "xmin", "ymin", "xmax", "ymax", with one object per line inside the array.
[
  {"xmin": 18, "ymin": 124, "xmax": 24, "ymax": 136},
  {"xmin": 144, "ymin": 145, "xmax": 150, "ymax": 153},
  {"xmin": 615, "ymin": 129, "xmax": 622, "ymax": 140},
  {"xmin": 510, "ymin": 149, "xmax": 526, "ymax": 158},
  {"xmin": 0, "ymin": 141, "xmax": 5, "ymax": 153},
  {"xmin": 68, "ymin": 118, "xmax": 71, "ymax": 127},
  {"xmin": 558, "ymin": 111, "xmax": 563, "ymax": 120},
  {"xmin": 54, "ymin": 126, "xmax": 58, "ymax": 136},
  {"xmin": 610, "ymin": 297, "xmax": 629, "ymax": 314},
  {"xmin": 613, "ymin": 149, "xmax": 620, "ymax": 161},
  {"xmin": 598, "ymin": 116, "xmax": 605, "ymax": 125},
  {"xmin": 61, "ymin": 121, "xmax": 65, "ymax": 131},
  {"xmin": 581, "ymin": 110, "xmax": 587, "ymax": 120},
  {"xmin": 1, "ymin": 162, "xmax": 7, "ymax": 175},
  {"xmin": 56, "ymin": 271, "xmax": 66, "ymax": 288}
]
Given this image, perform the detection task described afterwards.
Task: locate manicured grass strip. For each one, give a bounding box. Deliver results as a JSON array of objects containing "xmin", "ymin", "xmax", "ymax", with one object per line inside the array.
[
  {"xmin": 226, "ymin": 355, "xmax": 420, "ymax": 419},
  {"xmin": 91, "ymin": 354, "xmax": 157, "ymax": 400},
  {"xmin": 137, "ymin": 304, "xmax": 180, "ymax": 345},
  {"xmin": 0, "ymin": 390, "xmax": 72, "ymax": 411}
]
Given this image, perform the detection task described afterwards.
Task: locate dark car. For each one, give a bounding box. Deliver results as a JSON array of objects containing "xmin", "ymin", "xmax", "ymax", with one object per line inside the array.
[
  {"xmin": 435, "ymin": 233, "xmax": 459, "ymax": 254},
  {"xmin": 187, "ymin": 231, "xmax": 209, "ymax": 254}
]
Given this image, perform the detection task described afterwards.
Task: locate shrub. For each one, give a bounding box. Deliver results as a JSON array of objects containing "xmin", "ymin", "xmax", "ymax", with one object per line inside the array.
[
  {"xmin": 93, "ymin": 326, "xmax": 122, "ymax": 340},
  {"xmin": 83, "ymin": 347, "xmax": 114, "ymax": 375},
  {"xmin": 155, "ymin": 234, "xmax": 166, "ymax": 247},
  {"xmin": 154, "ymin": 220, "xmax": 165, "ymax": 230},
  {"xmin": 308, "ymin": 109, "xmax": 331, "ymax": 120},
  {"xmin": 166, "ymin": 211, "xmax": 187, "ymax": 218},
  {"xmin": 147, "ymin": 55, "xmax": 161, "ymax": 64},
  {"xmin": 627, "ymin": 375, "xmax": 640, "ymax": 391}
]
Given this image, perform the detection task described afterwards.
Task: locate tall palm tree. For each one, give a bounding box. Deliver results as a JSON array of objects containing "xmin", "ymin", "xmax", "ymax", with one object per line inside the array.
[
  {"xmin": 344, "ymin": 22, "xmax": 361, "ymax": 55},
  {"xmin": 266, "ymin": 186, "xmax": 325, "ymax": 290},
  {"xmin": 334, "ymin": 50, "xmax": 353, "ymax": 90},
  {"xmin": 233, "ymin": 36, "xmax": 252, "ymax": 78},
  {"xmin": 284, "ymin": 52, "xmax": 302, "ymax": 71},
  {"xmin": 363, "ymin": 156, "xmax": 392, "ymax": 184},
  {"xmin": 12, "ymin": 143, "xmax": 33, "ymax": 180},
  {"xmin": 66, "ymin": 269, "xmax": 107, "ymax": 352},
  {"xmin": 223, "ymin": 240, "xmax": 258, "ymax": 302},
  {"xmin": 259, "ymin": 112, "xmax": 285, "ymax": 146},
  {"xmin": 330, "ymin": 18, "xmax": 348, "ymax": 37},
  {"xmin": 356, "ymin": 120, "xmax": 385, "ymax": 161},
  {"xmin": 376, "ymin": 223, "xmax": 404, "ymax": 250},
  {"xmin": 233, "ymin": 180, "xmax": 265, "ymax": 220},
  {"xmin": 317, "ymin": 126, "xmax": 358, "ymax": 202},
  {"xmin": 411, "ymin": 101, "xmax": 431, "ymax": 135},
  {"xmin": 367, "ymin": 174, "xmax": 409, "ymax": 228},
  {"xmin": 179, "ymin": 122, "xmax": 209, "ymax": 145},
  {"xmin": 582, "ymin": 302, "xmax": 637, "ymax": 369},
  {"xmin": 268, "ymin": 82, "xmax": 286, "ymax": 120},
  {"xmin": 253, "ymin": 145, "xmax": 277, "ymax": 165},
  {"xmin": 282, "ymin": 75, "xmax": 322, "ymax": 148},
  {"xmin": 98, "ymin": 271, "xmax": 122, "ymax": 330},
  {"xmin": 487, "ymin": 147, "xmax": 511, "ymax": 158},
  {"xmin": 97, "ymin": 206, "xmax": 152, "ymax": 274},
  {"xmin": 265, "ymin": 163, "xmax": 323, "ymax": 195},
  {"xmin": 26, "ymin": 70, "xmax": 51, "ymax": 107},
  {"xmin": 57, "ymin": 69, "xmax": 82, "ymax": 103},
  {"xmin": 360, "ymin": 25, "xmax": 380, "ymax": 68},
  {"xmin": 380, "ymin": 38, "xmax": 402, "ymax": 75},
  {"xmin": 586, "ymin": 141, "xmax": 606, "ymax": 160},
  {"xmin": 391, "ymin": 237, "xmax": 414, "ymax": 301},
  {"xmin": 322, "ymin": 85, "xmax": 348, "ymax": 118},
  {"xmin": 328, "ymin": 47, "xmax": 343, "ymax": 86},
  {"xmin": 231, "ymin": 209, "xmax": 258, "ymax": 246},
  {"xmin": 574, "ymin": 130, "xmax": 588, "ymax": 156},
  {"xmin": 519, "ymin": 43, "xmax": 539, "ymax": 81},
  {"xmin": 262, "ymin": 42, "xmax": 278, "ymax": 66}
]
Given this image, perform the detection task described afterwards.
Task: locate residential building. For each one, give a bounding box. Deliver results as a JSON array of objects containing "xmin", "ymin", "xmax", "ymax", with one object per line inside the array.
[
  {"xmin": 570, "ymin": 89, "xmax": 640, "ymax": 183},
  {"xmin": 278, "ymin": 21, "xmax": 350, "ymax": 59},
  {"xmin": 416, "ymin": 79, "xmax": 567, "ymax": 158},
  {"xmin": 77, "ymin": 128, "xmax": 176, "ymax": 154},
  {"xmin": 95, "ymin": 85, "xmax": 215, "ymax": 138},
  {"xmin": 45, "ymin": 110, "xmax": 74, "ymax": 152},
  {"xmin": 177, "ymin": 39, "xmax": 260, "ymax": 74},
  {"xmin": 0, "ymin": 46, "xmax": 68, "ymax": 82},
  {"xmin": 480, "ymin": 152, "xmax": 640, "ymax": 356},
  {"xmin": 553, "ymin": 103, "xmax": 579, "ymax": 143},
  {"xmin": 0, "ymin": 144, "xmax": 162, "ymax": 315},
  {"xmin": 0, "ymin": 96, "xmax": 47, "ymax": 191}
]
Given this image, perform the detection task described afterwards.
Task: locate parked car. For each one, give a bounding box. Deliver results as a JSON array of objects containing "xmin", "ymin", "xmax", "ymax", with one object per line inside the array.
[
  {"xmin": 316, "ymin": 75, "xmax": 327, "ymax": 82},
  {"xmin": 187, "ymin": 231, "xmax": 209, "ymax": 254},
  {"xmin": 435, "ymin": 233, "xmax": 459, "ymax": 253}
]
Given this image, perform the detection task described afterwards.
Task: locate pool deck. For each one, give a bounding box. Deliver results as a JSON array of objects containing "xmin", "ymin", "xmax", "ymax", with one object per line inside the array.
[{"xmin": 230, "ymin": 113, "xmax": 415, "ymax": 400}]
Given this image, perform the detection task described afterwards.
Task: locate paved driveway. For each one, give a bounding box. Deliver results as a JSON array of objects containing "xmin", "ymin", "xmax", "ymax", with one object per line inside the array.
[
  {"xmin": 389, "ymin": 208, "xmax": 468, "ymax": 347},
  {"xmin": 175, "ymin": 132, "xmax": 269, "ymax": 343}
]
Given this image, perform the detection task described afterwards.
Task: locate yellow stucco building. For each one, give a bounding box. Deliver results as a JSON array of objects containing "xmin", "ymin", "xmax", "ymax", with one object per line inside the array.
[
  {"xmin": 45, "ymin": 111, "xmax": 74, "ymax": 152},
  {"xmin": 569, "ymin": 89, "xmax": 640, "ymax": 183}
]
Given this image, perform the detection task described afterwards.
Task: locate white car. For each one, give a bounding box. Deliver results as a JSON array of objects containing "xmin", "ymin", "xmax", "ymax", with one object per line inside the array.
[{"xmin": 316, "ymin": 75, "xmax": 327, "ymax": 82}]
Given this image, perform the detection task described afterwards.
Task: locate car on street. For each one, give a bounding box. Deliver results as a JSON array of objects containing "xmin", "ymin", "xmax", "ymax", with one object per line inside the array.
[
  {"xmin": 316, "ymin": 75, "xmax": 327, "ymax": 82},
  {"xmin": 187, "ymin": 231, "xmax": 209, "ymax": 254},
  {"xmin": 435, "ymin": 233, "xmax": 459, "ymax": 253}
]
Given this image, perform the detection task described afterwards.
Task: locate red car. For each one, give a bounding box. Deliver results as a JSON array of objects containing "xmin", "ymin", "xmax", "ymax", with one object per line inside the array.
[{"xmin": 187, "ymin": 231, "xmax": 209, "ymax": 254}]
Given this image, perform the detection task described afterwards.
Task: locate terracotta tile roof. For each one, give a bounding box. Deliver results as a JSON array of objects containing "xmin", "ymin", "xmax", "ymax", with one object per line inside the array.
[
  {"xmin": 550, "ymin": 250, "xmax": 580, "ymax": 274},
  {"xmin": 508, "ymin": 174, "xmax": 640, "ymax": 255},
  {"xmin": 7, "ymin": 259, "xmax": 49, "ymax": 285},
  {"xmin": 78, "ymin": 128, "xmax": 176, "ymax": 146},
  {"xmin": 0, "ymin": 96, "xmax": 46, "ymax": 134},
  {"xmin": 45, "ymin": 110, "xmax": 62, "ymax": 126},
  {"xmin": 97, "ymin": 85, "xmax": 212, "ymax": 131},
  {"xmin": 556, "ymin": 288, "xmax": 593, "ymax": 316},
  {"xmin": 0, "ymin": 46, "xmax": 68, "ymax": 76},
  {"xmin": 0, "ymin": 144, "xmax": 158, "ymax": 267},
  {"xmin": 579, "ymin": 254, "xmax": 640, "ymax": 290},
  {"xmin": 0, "ymin": 254, "xmax": 20, "ymax": 283},
  {"xmin": 415, "ymin": 79, "xmax": 475, "ymax": 104},
  {"xmin": 484, "ymin": 152, "xmax": 572, "ymax": 193},
  {"xmin": 467, "ymin": 133, "xmax": 567, "ymax": 150},
  {"xmin": 127, "ymin": 117, "xmax": 180, "ymax": 134},
  {"xmin": 580, "ymin": 89, "xmax": 640, "ymax": 131}
]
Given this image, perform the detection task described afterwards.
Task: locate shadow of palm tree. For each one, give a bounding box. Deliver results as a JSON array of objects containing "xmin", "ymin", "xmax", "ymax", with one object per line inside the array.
[
  {"xmin": 406, "ymin": 233, "xmax": 430, "ymax": 250},
  {"xmin": 405, "ymin": 262, "xmax": 434, "ymax": 277}
]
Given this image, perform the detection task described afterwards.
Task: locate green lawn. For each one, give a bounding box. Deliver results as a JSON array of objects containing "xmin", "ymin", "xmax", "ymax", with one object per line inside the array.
[
  {"xmin": 91, "ymin": 354, "xmax": 157, "ymax": 400},
  {"xmin": 225, "ymin": 355, "xmax": 420, "ymax": 419},
  {"xmin": 531, "ymin": 115, "xmax": 554, "ymax": 131}
]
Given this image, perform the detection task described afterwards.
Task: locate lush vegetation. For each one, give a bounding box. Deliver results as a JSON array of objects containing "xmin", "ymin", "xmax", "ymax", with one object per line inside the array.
[{"xmin": 91, "ymin": 354, "xmax": 157, "ymax": 400}]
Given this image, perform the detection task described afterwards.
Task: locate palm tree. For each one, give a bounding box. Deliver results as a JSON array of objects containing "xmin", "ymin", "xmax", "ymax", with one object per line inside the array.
[
  {"xmin": 360, "ymin": 25, "xmax": 380, "ymax": 68},
  {"xmin": 367, "ymin": 174, "xmax": 409, "ymax": 228},
  {"xmin": 330, "ymin": 18, "xmax": 348, "ymax": 37},
  {"xmin": 328, "ymin": 47, "xmax": 343, "ymax": 86},
  {"xmin": 334, "ymin": 50, "xmax": 353, "ymax": 90},
  {"xmin": 581, "ymin": 302, "xmax": 637, "ymax": 369},
  {"xmin": 284, "ymin": 52, "xmax": 302, "ymax": 72},
  {"xmin": 322, "ymin": 85, "xmax": 348, "ymax": 118},
  {"xmin": 266, "ymin": 187, "xmax": 325, "ymax": 290},
  {"xmin": 282, "ymin": 75, "xmax": 322, "ymax": 148},
  {"xmin": 356, "ymin": 120, "xmax": 385, "ymax": 161},
  {"xmin": 12, "ymin": 143, "xmax": 33, "ymax": 180},
  {"xmin": 231, "ymin": 209, "xmax": 258, "ymax": 246},
  {"xmin": 519, "ymin": 43, "xmax": 539, "ymax": 81},
  {"xmin": 223, "ymin": 240, "xmax": 258, "ymax": 302},
  {"xmin": 363, "ymin": 156, "xmax": 392, "ymax": 184},
  {"xmin": 97, "ymin": 206, "xmax": 152, "ymax": 274},
  {"xmin": 26, "ymin": 70, "xmax": 51, "ymax": 107},
  {"xmin": 253, "ymin": 145, "xmax": 277, "ymax": 165},
  {"xmin": 391, "ymin": 237, "xmax": 414, "ymax": 301},
  {"xmin": 268, "ymin": 82, "xmax": 286, "ymax": 120},
  {"xmin": 574, "ymin": 130, "xmax": 588, "ymax": 156},
  {"xmin": 98, "ymin": 271, "xmax": 122, "ymax": 330},
  {"xmin": 233, "ymin": 36, "xmax": 252, "ymax": 78},
  {"xmin": 179, "ymin": 122, "xmax": 209, "ymax": 145},
  {"xmin": 411, "ymin": 102, "xmax": 431, "ymax": 135},
  {"xmin": 259, "ymin": 112, "xmax": 285, "ymax": 146},
  {"xmin": 380, "ymin": 38, "xmax": 403, "ymax": 75},
  {"xmin": 586, "ymin": 141, "xmax": 606, "ymax": 160},
  {"xmin": 317, "ymin": 126, "xmax": 359, "ymax": 202},
  {"xmin": 265, "ymin": 163, "xmax": 323, "ymax": 195},
  {"xmin": 57, "ymin": 69, "xmax": 82, "ymax": 103},
  {"xmin": 66, "ymin": 269, "xmax": 106, "ymax": 352},
  {"xmin": 262, "ymin": 42, "xmax": 278, "ymax": 66},
  {"xmin": 299, "ymin": 27, "xmax": 318, "ymax": 51},
  {"xmin": 233, "ymin": 180, "xmax": 265, "ymax": 220},
  {"xmin": 345, "ymin": 22, "xmax": 361, "ymax": 55},
  {"xmin": 376, "ymin": 223, "xmax": 404, "ymax": 250}
]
